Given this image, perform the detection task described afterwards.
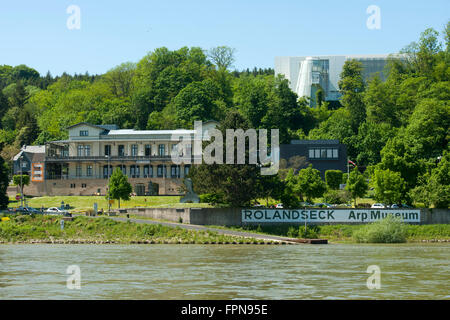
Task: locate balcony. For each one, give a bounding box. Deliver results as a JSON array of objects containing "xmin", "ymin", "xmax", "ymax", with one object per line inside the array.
[
  {"xmin": 45, "ymin": 155, "xmax": 198, "ymax": 162},
  {"xmin": 45, "ymin": 174, "xmax": 182, "ymax": 180}
]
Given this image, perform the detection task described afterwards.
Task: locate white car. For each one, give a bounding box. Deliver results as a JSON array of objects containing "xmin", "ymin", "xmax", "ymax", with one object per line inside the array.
[
  {"xmin": 45, "ymin": 207, "xmax": 69, "ymax": 215},
  {"xmin": 275, "ymin": 203, "xmax": 283, "ymax": 209},
  {"xmin": 371, "ymin": 203, "xmax": 385, "ymax": 209}
]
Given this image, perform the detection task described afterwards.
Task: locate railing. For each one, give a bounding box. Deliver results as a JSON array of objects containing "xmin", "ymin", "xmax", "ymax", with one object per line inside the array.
[
  {"xmin": 45, "ymin": 155, "xmax": 200, "ymax": 162},
  {"xmin": 45, "ymin": 174, "xmax": 182, "ymax": 180}
]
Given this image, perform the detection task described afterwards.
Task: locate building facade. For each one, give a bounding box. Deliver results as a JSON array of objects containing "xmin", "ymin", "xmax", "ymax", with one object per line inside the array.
[
  {"xmin": 274, "ymin": 54, "xmax": 401, "ymax": 107},
  {"xmin": 280, "ymin": 140, "xmax": 347, "ymax": 178},
  {"xmin": 12, "ymin": 123, "xmax": 347, "ymax": 197},
  {"xmin": 13, "ymin": 122, "xmax": 216, "ymax": 197}
]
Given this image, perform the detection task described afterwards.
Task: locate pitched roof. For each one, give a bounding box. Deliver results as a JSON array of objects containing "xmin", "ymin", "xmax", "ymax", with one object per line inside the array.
[
  {"xmin": 13, "ymin": 145, "xmax": 45, "ymax": 161},
  {"xmin": 66, "ymin": 122, "xmax": 112, "ymax": 131}
]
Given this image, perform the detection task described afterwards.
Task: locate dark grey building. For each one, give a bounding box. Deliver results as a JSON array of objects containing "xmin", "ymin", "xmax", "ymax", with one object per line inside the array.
[
  {"xmin": 12, "ymin": 145, "xmax": 46, "ymax": 179},
  {"xmin": 280, "ymin": 140, "xmax": 347, "ymax": 177}
]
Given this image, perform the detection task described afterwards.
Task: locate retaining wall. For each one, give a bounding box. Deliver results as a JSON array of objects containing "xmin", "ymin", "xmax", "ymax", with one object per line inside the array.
[{"xmin": 124, "ymin": 207, "xmax": 450, "ymax": 226}]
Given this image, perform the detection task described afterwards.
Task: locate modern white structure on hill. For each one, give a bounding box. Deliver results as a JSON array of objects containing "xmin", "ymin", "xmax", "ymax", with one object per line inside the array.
[{"xmin": 275, "ymin": 54, "xmax": 399, "ymax": 107}]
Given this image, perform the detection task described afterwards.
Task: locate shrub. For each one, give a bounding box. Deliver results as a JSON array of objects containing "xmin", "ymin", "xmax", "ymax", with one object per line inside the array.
[
  {"xmin": 323, "ymin": 189, "xmax": 351, "ymax": 204},
  {"xmin": 353, "ymin": 215, "xmax": 407, "ymax": 243},
  {"xmin": 298, "ymin": 225, "xmax": 319, "ymax": 239},
  {"xmin": 325, "ymin": 170, "xmax": 343, "ymax": 190},
  {"xmin": 287, "ymin": 226, "xmax": 298, "ymax": 238},
  {"xmin": 199, "ymin": 193, "xmax": 223, "ymax": 205}
]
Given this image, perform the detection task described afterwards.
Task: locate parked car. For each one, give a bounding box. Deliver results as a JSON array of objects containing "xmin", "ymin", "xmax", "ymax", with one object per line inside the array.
[
  {"xmin": 275, "ymin": 203, "xmax": 283, "ymax": 209},
  {"xmin": 389, "ymin": 204, "xmax": 400, "ymax": 209},
  {"xmin": 371, "ymin": 203, "xmax": 386, "ymax": 209},
  {"xmin": 313, "ymin": 203, "xmax": 332, "ymax": 208},
  {"xmin": 45, "ymin": 207, "xmax": 71, "ymax": 216},
  {"xmin": 14, "ymin": 206, "xmax": 42, "ymax": 214},
  {"xmin": 299, "ymin": 202, "xmax": 313, "ymax": 207},
  {"xmin": 253, "ymin": 204, "xmax": 265, "ymax": 208}
]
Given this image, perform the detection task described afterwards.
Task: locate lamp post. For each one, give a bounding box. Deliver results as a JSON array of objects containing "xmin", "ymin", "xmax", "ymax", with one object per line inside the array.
[
  {"xmin": 106, "ymin": 155, "xmax": 111, "ymax": 213},
  {"xmin": 19, "ymin": 155, "xmax": 24, "ymax": 208}
]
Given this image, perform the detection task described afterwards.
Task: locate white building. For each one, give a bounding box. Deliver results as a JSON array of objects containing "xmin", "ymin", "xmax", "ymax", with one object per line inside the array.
[{"xmin": 275, "ymin": 54, "xmax": 399, "ymax": 106}]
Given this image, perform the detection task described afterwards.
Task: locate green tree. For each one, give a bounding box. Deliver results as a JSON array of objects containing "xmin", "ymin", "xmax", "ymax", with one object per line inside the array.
[
  {"xmin": 172, "ymin": 79, "xmax": 223, "ymax": 125},
  {"xmin": 0, "ymin": 90, "xmax": 9, "ymax": 125},
  {"xmin": 0, "ymin": 147, "xmax": 9, "ymax": 209},
  {"xmin": 261, "ymin": 76, "xmax": 307, "ymax": 144},
  {"xmin": 188, "ymin": 111, "xmax": 263, "ymax": 207},
  {"xmin": 364, "ymin": 74, "xmax": 398, "ymax": 126},
  {"xmin": 338, "ymin": 60, "xmax": 366, "ymax": 131},
  {"xmin": 410, "ymin": 152, "xmax": 450, "ymax": 208},
  {"xmin": 103, "ymin": 62, "xmax": 136, "ymax": 97},
  {"xmin": 325, "ymin": 170, "xmax": 343, "ymax": 190},
  {"xmin": 371, "ymin": 168, "xmax": 406, "ymax": 205},
  {"xmin": 345, "ymin": 167, "xmax": 368, "ymax": 206},
  {"xmin": 296, "ymin": 165, "xmax": 327, "ymax": 202},
  {"xmin": 13, "ymin": 174, "xmax": 30, "ymax": 190},
  {"xmin": 354, "ymin": 121, "xmax": 396, "ymax": 166},
  {"xmin": 208, "ymin": 46, "xmax": 236, "ymax": 70},
  {"xmin": 108, "ymin": 168, "xmax": 132, "ymax": 208}
]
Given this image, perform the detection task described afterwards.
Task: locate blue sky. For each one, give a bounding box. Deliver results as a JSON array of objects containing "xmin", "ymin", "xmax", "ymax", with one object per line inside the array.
[{"xmin": 0, "ymin": 0, "xmax": 448, "ymax": 76}]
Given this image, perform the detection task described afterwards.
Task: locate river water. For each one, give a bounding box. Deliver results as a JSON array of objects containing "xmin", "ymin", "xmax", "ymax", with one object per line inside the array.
[{"xmin": 0, "ymin": 244, "xmax": 448, "ymax": 299}]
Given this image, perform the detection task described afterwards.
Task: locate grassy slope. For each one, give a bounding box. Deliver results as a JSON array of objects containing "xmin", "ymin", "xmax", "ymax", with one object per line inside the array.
[
  {"xmin": 0, "ymin": 215, "xmax": 266, "ymax": 244},
  {"xmin": 9, "ymin": 196, "xmax": 212, "ymax": 212}
]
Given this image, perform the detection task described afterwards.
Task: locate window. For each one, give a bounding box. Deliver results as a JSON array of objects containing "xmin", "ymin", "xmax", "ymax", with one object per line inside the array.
[
  {"xmin": 145, "ymin": 145, "xmax": 151, "ymax": 156},
  {"xmin": 80, "ymin": 130, "xmax": 88, "ymax": 136},
  {"xmin": 76, "ymin": 165, "xmax": 82, "ymax": 177},
  {"xmin": 333, "ymin": 148, "xmax": 339, "ymax": 158},
  {"xmin": 62, "ymin": 146, "xmax": 69, "ymax": 157},
  {"xmin": 87, "ymin": 165, "xmax": 93, "ymax": 177},
  {"xmin": 314, "ymin": 149, "xmax": 320, "ymax": 158},
  {"xmin": 77, "ymin": 145, "xmax": 83, "ymax": 157},
  {"xmin": 130, "ymin": 165, "xmax": 140, "ymax": 178},
  {"xmin": 131, "ymin": 144, "xmax": 138, "ymax": 156},
  {"xmin": 143, "ymin": 165, "xmax": 153, "ymax": 178},
  {"xmin": 309, "ymin": 148, "xmax": 340, "ymax": 160},
  {"xmin": 118, "ymin": 145, "xmax": 125, "ymax": 156},
  {"xmin": 84, "ymin": 145, "xmax": 91, "ymax": 156},
  {"xmin": 184, "ymin": 165, "xmax": 190, "ymax": 177},
  {"xmin": 327, "ymin": 149, "xmax": 333, "ymax": 158},
  {"xmin": 70, "ymin": 183, "xmax": 76, "ymax": 188},
  {"xmin": 171, "ymin": 165, "xmax": 180, "ymax": 178},
  {"xmin": 81, "ymin": 183, "xmax": 87, "ymax": 188},
  {"xmin": 157, "ymin": 165, "xmax": 166, "ymax": 177},
  {"xmin": 103, "ymin": 165, "xmax": 112, "ymax": 179},
  {"xmin": 104, "ymin": 145, "xmax": 111, "ymax": 156},
  {"xmin": 158, "ymin": 144, "xmax": 165, "ymax": 156}
]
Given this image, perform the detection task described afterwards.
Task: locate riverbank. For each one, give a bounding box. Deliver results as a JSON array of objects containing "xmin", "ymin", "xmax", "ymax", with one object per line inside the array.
[
  {"xmin": 200, "ymin": 223, "xmax": 450, "ymax": 243},
  {"xmin": 0, "ymin": 215, "xmax": 279, "ymax": 245}
]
